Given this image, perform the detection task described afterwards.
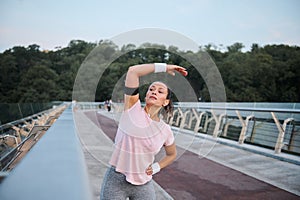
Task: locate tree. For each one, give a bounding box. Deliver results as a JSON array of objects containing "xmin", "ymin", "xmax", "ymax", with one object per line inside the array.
[
  {"xmin": 18, "ymin": 65, "xmax": 58, "ymax": 102},
  {"xmin": 227, "ymin": 42, "xmax": 244, "ymax": 53},
  {"xmin": 0, "ymin": 54, "xmax": 18, "ymax": 101},
  {"xmin": 0, "ymin": 41, "xmax": 299, "ymax": 103}
]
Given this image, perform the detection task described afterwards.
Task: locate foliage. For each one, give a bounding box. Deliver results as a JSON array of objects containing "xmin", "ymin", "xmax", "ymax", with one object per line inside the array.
[{"xmin": 0, "ymin": 40, "xmax": 299, "ymax": 103}]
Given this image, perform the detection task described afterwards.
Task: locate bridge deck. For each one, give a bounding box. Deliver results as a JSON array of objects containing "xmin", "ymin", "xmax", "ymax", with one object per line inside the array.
[{"xmin": 77, "ymin": 109, "xmax": 300, "ymax": 200}]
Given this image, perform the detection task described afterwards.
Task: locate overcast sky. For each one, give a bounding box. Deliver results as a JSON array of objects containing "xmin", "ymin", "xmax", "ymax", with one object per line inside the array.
[{"xmin": 0, "ymin": 0, "xmax": 299, "ymax": 52}]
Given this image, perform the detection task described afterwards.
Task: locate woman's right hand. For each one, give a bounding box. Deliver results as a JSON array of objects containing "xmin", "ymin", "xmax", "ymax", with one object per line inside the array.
[{"xmin": 166, "ymin": 65, "xmax": 188, "ymax": 76}]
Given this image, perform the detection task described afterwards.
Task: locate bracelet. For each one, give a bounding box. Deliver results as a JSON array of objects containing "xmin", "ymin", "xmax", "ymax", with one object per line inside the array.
[
  {"xmin": 154, "ymin": 63, "xmax": 167, "ymax": 73},
  {"xmin": 151, "ymin": 162, "xmax": 161, "ymax": 175}
]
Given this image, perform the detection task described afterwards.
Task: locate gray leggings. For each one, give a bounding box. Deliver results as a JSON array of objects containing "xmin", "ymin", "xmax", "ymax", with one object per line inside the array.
[{"xmin": 100, "ymin": 166, "xmax": 156, "ymax": 200}]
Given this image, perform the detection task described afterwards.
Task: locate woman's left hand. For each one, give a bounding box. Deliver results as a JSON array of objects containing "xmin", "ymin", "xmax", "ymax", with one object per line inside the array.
[{"xmin": 167, "ymin": 65, "xmax": 188, "ymax": 76}]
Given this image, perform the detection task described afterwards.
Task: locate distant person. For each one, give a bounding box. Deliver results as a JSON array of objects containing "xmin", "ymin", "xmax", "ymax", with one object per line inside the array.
[
  {"xmin": 104, "ymin": 99, "xmax": 112, "ymax": 112},
  {"xmin": 72, "ymin": 100, "xmax": 78, "ymax": 112},
  {"xmin": 107, "ymin": 99, "xmax": 112, "ymax": 112},
  {"xmin": 100, "ymin": 63, "xmax": 188, "ymax": 199}
]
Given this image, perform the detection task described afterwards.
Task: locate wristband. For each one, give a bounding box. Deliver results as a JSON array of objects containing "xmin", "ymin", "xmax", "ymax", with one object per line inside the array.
[
  {"xmin": 151, "ymin": 162, "xmax": 161, "ymax": 175},
  {"xmin": 154, "ymin": 63, "xmax": 167, "ymax": 73}
]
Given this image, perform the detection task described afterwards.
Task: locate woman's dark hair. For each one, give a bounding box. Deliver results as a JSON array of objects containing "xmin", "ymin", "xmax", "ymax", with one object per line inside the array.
[{"xmin": 162, "ymin": 88, "xmax": 174, "ymax": 117}]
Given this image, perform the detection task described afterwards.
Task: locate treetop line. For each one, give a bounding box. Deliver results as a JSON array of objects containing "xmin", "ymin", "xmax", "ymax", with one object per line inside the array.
[{"xmin": 0, "ymin": 40, "xmax": 299, "ymax": 103}]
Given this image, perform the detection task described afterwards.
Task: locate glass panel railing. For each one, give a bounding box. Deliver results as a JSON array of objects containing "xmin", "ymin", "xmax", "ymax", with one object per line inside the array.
[
  {"xmin": 0, "ymin": 102, "xmax": 62, "ymax": 125},
  {"xmin": 0, "ymin": 102, "xmax": 66, "ymax": 171}
]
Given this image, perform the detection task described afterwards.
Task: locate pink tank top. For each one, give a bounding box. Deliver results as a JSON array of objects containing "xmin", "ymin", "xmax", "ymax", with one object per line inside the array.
[{"xmin": 109, "ymin": 100, "xmax": 174, "ymax": 185}]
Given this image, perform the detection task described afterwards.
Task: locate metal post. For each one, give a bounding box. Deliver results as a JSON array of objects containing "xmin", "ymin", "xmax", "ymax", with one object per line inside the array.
[
  {"xmin": 236, "ymin": 111, "xmax": 254, "ymax": 144},
  {"xmin": 166, "ymin": 112, "xmax": 173, "ymax": 124},
  {"xmin": 271, "ymin": 112, "xmax": 294, "ymax": 154},
  {"xmin": 18, "ymin": 103, "xmax": 23, "ymax": 119},
  {"xmin": 203, "ymin": 116, "xmax": 214, "ymax": 133},
  {"xmin": 175, "ymin": 108, "xmax": 183, "ymax": 126},
  {"xmin": 187, "ymin": 110, "xmax": 196, "ymax": 129},
  {"xmin": 168, "ymin": 109, "xmax": 178, "ymax": 125},
  {"xmin": 179, "ymin": 110, "xmax": 191, "ymax": 129},
  {"xmin": 192, "ymin": 109, "xmax": 206, "ymax": 133},
  {"xmin": 2, "ymin": 135, "xmax": 19, "ymax": 147},
  {"xmin": 30, "ymin": 103, "xmax": 34, "ymax": 115},
  {"xmin": 211, "ymin": 110, "xmax": 226, "ymax": 138}
]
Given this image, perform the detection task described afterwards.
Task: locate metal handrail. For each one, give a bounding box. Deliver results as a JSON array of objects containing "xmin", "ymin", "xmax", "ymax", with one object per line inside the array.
[
  {"xmin": 175, "ymin": 104, "xmax": 300, "ymax": 114},
  {"xmin": 0, "ymin": 106, "xmax": 93, "ymax": 200}
]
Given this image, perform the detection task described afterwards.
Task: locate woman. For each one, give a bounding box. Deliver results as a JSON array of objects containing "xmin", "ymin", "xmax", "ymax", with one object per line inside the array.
[{"xmin": 100, "ymin": 63, "xmax": 188, "ymax": 200}]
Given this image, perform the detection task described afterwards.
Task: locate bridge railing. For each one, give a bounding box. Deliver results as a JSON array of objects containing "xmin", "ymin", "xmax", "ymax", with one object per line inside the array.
[
  {"xmin": 83, "ymin": 101, "xmax": 300, "ymax": 155},
  {"xmin": 71, "ymin": 101, "xmax": 300, "ymax": 156},
  {"xmin": 0, "ymin": 104, "xmax": 67, "ymax": 171},
  {"xmin": 169, "ymin": 102, "xmax": 300, "ymax": 155},
  {"xmin": 0, "ymin": 105, "xmax": 93, "ymax": 200}
]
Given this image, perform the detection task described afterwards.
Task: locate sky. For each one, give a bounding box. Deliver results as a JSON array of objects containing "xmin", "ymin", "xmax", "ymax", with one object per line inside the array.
[{"xmin": 0, "ymin": 0, "xmax": 299, "ymax": 52}]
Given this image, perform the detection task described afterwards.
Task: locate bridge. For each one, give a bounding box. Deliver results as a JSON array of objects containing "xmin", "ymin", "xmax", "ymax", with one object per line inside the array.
[{"xmin": 0, "ymin": 102, "xmax": 299, "ymax": 199}]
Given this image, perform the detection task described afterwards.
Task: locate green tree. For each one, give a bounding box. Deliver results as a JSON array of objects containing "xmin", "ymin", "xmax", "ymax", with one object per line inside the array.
[
  {"xmin": 0, "ymin": 54, "xmax": 18, "ymax": 102},
  {"xmin": 0, "ymin": 41, "xmax": 299, "ymax": 103},
  {"xmin": 19, "ymin": 65, "xmax": 58, "ymax": 102}
]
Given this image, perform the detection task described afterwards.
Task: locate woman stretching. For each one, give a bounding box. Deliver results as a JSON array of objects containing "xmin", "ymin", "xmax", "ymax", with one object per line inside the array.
[{"xmin": 100, "ymin": 63, "xmax": 188, "ymax": 200}]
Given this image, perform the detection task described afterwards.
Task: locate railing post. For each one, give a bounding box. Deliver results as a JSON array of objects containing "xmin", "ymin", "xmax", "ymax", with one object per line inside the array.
[
  {"xmin": 236, "ymin": 111, "xmax": 254, "ymax": 144},
  {"xmin": 271, "ymin": 112, "xmax": 294, "ymax": 154},
  {"xmin": 174, "ymin": 108, "xmax": 183, "ymax": 126},
  {"xmin": 168, "ymin": 109, "xmax": 178, "ymax": 125},
  {"xmin": 192, "ymin": 109, "xmax": 207, "ymax": 133},
  {"xmin": 166, "ymin": 112, "xmax": 173, "ymax": 124},
  {"xmin": 187, "ymin": 109, "xmax": 196, "ymax": 129},
  {"xmin": 204, "ymin": 115, "xmax": 214, "ymax": 133},
  {"xmin": 18, "ymin": 103, "xmax": 23, "ymax": 119},
  {"xmin": 179, "ymin": 110, "xmax": 191, "ymax": 129},
  {"xmin": 211, "ymin": 110, "xmax": 226, "ymax": 138}
]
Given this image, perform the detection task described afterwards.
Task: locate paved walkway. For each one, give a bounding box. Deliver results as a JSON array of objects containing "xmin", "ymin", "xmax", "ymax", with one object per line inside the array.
[
  {"xmin": 74, "ymin": 109, "xmax": 300, "ymax": 200},
  {"xmin": 74, "ymin": 110, "xmax": 173, "ymax": 200}
]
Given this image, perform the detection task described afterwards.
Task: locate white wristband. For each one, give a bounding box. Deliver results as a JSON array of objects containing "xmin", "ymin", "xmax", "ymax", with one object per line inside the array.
[
  {"xmin": 154, "ymin": 63, "xmax": 167, "ymax": 73},
  {"xmin": 151, "ymin": 162, "xmax": 161, "ymax": 175}
]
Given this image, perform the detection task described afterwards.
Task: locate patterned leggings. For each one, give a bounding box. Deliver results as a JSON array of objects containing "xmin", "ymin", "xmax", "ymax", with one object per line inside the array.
[{"xmin": 100, "ymin": 166, "xmax": 156, "ymax": 200}]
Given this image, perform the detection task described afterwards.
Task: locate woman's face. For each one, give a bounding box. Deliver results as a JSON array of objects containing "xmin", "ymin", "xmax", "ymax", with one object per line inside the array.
[{"xmin": 145, "ymin": 82, "xmax": 169, "ymax": 107}]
